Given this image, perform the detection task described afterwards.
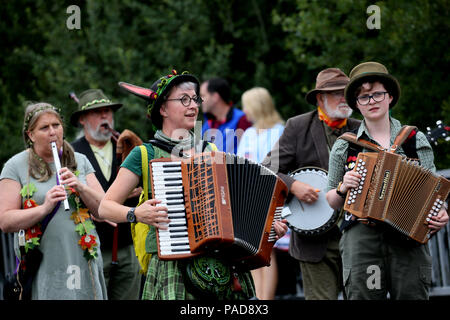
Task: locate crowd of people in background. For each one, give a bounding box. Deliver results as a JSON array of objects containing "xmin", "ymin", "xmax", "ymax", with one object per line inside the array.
[{"xmin": 0, "ymin": 62, "xmax": 448, "ymax": 301}]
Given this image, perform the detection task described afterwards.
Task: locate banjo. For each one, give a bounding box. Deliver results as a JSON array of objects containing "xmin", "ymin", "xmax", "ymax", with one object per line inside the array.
[{"xmin": 281, "ymin": 167, "xmax": 340, "ymax": 236}]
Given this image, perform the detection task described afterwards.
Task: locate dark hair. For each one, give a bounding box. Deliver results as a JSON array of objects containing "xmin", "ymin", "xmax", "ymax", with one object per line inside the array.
[
  {"xmin": 354, "ymin": 77, "xmax": 393, "ymax": 98},
  {"xmin": 205, "ymin": 78, "xmax": 231, "ymax": 103}
]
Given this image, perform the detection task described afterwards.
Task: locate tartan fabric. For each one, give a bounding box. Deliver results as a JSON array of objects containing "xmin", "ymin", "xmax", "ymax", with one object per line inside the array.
[
  {"xmin": 141, "ymin": 254, "xmax": 256, "ymax": 300},
  {"xmin": 142, "ymin": 255, "xmax": 194, "ymax": 300}
]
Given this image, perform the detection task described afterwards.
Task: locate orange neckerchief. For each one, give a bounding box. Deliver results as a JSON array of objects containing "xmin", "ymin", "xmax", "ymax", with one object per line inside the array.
[{"xmin": 317, "ymin": 106, "xmax": 347, "ymax": 129}]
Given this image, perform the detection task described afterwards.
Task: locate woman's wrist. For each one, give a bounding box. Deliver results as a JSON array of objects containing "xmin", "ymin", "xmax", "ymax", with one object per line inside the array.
[
  {"xmin": 74, "ymin": 182, "xmax": 87, "ymax": 195},
  {"xmin": 336, "ymin": 181, "xmax": 347, "ymax": 198}
]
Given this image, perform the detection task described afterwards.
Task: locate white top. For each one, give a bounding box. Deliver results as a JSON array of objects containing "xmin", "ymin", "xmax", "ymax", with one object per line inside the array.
[{"xmin": 237, "ymin": 123, "xmax": 284, "ymax": 163}]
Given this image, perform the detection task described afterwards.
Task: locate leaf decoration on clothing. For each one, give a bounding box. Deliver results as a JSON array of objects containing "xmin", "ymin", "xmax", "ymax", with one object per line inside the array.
[
  {"xmin": 22, "ymin": 196, "xmax": 41, "ymax": 252},
  {"xmin": 18, "ymin": 173, "xmax": 99, "ymax": 261},
  {"xmin": 23, "ymin": 198, "xmax": 38, "ymax": 209},
  {"xmin": 26, "ymin": 225, "xmax": 42, "ymax": 240},
  {"xmin": 67, "ymin": 186, "xmax": 79, "ymax": 196},
  {"xmin": 67, "ymin": 188, "xmax": 98, "ymax": 261},
  {"xmin": 24, "ymin": 225, "xmax": 42, "ymax": 252},
  {"xmin": 20, "ymin": 183, "xmax": 37, "ymax": 198},
  {"xmin": 74, "ymin": 219, "xmax": 95, "ymax": 236},
  {"xmin": 83, "ymin": 220, "xmax": 95, "ymax": 234},
  {"xmin": 79, "ymin": 234, "xmax": 98, "ymax": 260},
  {"xmin": 70, "ymin": 208, "xmax": 90, "ymax": 224},
  {"xmin": 78, "ymin": 234, "xmax": 97, "ymax": 250},
  {"xmin": 75, "ymin": 223, "xmax": 85, "ymax": 236}
]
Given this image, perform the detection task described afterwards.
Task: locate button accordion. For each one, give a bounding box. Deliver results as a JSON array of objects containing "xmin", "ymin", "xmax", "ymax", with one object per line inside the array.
[
  {"xmin": 149, "ymin": 151, "xmax": 288, "ymax": 269},
  {"xmin": 344, "ymin": 150, "xmax": 450, "ymax": 243}
]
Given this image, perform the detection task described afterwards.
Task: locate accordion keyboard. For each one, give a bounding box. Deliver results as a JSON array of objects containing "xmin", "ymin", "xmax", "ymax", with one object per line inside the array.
[
  {"xmin": 347, "ymin": 158, "xmax": 369, "ymax": 205},
  {"xmin": 151, "ymin": 161, "xmax": 192, "ymax": 257}
]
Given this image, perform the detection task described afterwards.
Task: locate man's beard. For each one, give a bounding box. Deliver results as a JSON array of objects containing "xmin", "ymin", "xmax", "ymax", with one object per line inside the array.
[
  {"xmin": 323, "ymin": 96, "xmax": 353, "ymax": 119},
  {"xmin": 86, "ymin": 120, "xmax": 114, "ymax": 142}
]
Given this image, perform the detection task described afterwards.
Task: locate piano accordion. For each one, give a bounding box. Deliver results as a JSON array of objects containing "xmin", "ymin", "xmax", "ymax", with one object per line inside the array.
[
  {"xmin": 344, "ymin": 150, "xmax": 450, "ymax": 243},
  {"xmin": 149, "ymin": 151, "xmax": 288, "ymax": 269}
]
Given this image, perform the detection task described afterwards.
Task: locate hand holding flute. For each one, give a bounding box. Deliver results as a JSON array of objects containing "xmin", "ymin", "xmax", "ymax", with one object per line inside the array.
[{"xmin": 51, "ymin": 142, "xmax": 70, "ymax": 211}]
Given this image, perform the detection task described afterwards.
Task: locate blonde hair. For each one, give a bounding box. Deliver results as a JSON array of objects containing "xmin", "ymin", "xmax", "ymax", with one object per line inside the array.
[
  {"xmin": 241, "ymin": 87, "xmax": 283, "ymax": 130},
  {"xmin": 23, "ymin": 102, "xmax": 77, "ymax": 181}
]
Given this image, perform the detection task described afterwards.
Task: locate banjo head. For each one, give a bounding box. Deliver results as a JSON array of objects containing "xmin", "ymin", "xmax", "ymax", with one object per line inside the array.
[{"xmin": 282, "ymin": 167, "xmax": 338, "ymax": 236}]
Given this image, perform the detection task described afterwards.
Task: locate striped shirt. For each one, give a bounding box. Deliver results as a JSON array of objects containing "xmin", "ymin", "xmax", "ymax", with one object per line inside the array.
[{"xmin": 327, "ymin": 117, "xmax": 436, "ymax": 192}]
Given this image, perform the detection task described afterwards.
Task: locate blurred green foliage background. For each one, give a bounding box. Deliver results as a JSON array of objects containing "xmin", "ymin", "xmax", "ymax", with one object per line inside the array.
[{"xmin": 1, "ymin": 0, "xmax": 449, "ymax": 169}]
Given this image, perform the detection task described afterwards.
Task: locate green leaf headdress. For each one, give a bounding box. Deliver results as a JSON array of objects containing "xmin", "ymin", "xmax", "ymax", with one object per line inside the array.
[{"xmin": 118, "ymin": 69, "xmax": 200, "ymax": 130}]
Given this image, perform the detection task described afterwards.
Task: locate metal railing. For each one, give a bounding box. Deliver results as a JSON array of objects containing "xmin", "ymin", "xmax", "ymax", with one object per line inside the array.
[
  {"xmin": 1, "ymin": 219, "xmax": 449, "ymax": 299},
  {"xmin": 0, "ymin": 231, "xmax": 16, "ymax": 299},
  {"xmin": 429, "ymin": 223, "xmax": 450, "ymax": 296}
]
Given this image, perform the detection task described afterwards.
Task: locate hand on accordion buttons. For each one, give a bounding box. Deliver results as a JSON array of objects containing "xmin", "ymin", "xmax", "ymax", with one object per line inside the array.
[
  {"xmin": 274, "ymin": 219, "xmax": 288, "ymax": 239},
  {"xmin": 135, "ymin": 199, "xmax": 170, "ymax": 230},
  {"xmin": 428, "ymin": 207, "xmax": 449, "ymax": 234},
  {"xmin": 341, "ymin": 170, "xmax": 363, "ymax": 193}
]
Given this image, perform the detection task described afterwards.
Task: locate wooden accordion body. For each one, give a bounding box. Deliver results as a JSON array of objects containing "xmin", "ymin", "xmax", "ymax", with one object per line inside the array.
[
  {"xmin": 344, "ymin": 150, "xmax": 450, "ymax": 244},
  {"xmin": 149, "ymin": 151, "xmax": 288, "ymax": 269}
]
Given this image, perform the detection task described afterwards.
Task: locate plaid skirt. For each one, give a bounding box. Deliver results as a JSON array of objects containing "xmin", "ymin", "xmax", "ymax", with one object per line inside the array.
[{"xmin": 142, "ymin": 254, "xmax": 256, "ymax": 300}]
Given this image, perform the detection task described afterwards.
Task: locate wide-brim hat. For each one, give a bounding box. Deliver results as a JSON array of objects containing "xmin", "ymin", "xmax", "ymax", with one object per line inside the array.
[
  {"xmin": 305, "ymin": 68, "xmax": 349, "ymax": 105},
  {"xmin": 118, "ymin": 70, "xmax": 199, "ymax": 129},
  {"xmin": 344, "ymin": 61, "xmax": 401, "ymax": 111},
  {"xmin": 70, "ymin": 89, "xmax": 122, "ymax": 127}
]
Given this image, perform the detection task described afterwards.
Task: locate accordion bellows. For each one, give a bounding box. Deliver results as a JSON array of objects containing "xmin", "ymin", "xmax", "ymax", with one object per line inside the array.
[
  {"xmin": 344, "ymin": 151, "xmax": 450, "ymax": 243},
  {"xmin": 150, "ymin": 151, "xmax": 288, "ymax": 269}
]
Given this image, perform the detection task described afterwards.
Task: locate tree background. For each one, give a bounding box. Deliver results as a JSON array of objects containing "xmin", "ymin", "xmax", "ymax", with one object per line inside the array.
[{"xmin": 1, "ymin": 0, "xmax": 449, "ymax": 170}]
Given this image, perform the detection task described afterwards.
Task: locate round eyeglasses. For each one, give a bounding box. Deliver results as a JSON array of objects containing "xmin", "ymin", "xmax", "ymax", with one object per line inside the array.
[
  {"xmin": 166, "ymin": 94, "xmax": 203, "ymax": 107},
  {"xmin": 356, "ymin": 91, "xmax": 388, "ymax": 105}
]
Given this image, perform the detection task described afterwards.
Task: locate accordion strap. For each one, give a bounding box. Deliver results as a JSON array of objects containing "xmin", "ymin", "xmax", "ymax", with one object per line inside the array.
[
  {"xmin": 338, "ymin": 133, "xmax": 383, "ymax": 152},
  {"xmin": 338, "ymin": 125, "xmax": 418, "ymax": 153},
  {"xmin": 390, "ymin": 125, "xmax": 418, "ymax": 153}
]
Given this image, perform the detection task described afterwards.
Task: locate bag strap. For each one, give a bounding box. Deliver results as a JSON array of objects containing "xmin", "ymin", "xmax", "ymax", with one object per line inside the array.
[
  {"xmin": 149, "ymin": 138, "xmax": 214, "ymax": 157},
  {"xmin": 139, "ymin": 145, "xmax": 149, "ymax": 202}
]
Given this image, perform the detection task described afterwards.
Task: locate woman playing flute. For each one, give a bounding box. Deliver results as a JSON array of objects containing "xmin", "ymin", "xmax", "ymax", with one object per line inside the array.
[{"xmin": 0, "ymin": 102, "xmax": 107, "ymax": 299}]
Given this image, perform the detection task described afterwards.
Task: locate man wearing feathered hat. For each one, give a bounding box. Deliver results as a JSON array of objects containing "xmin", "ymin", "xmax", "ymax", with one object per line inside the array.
[
  {"xmin": 262, "ymin": 68, "xmax": 360, "ymax": 300},
  {"xmin": 326, "ymin": 61, "xmax": 449, "ymax": 299},
  {"xmin": 71, "ymin": 89, "xmax": 141, "ymax": 300}
]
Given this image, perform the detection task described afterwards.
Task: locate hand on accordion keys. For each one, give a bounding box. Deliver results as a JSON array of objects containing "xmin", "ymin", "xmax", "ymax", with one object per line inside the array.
[
  {"xmin": 427, "ymin": 205, "xmax": 449, "ymax": 235},
  {"xmin": 135, "ymin": 199, "xmax": 170, "ymax": 230},
  {"xmin": 341, "ymin": 170, "xmax": 363, "ymax": 194},
  {"xmin": 273, "ymin": 218, "xmax": 289, "ymax": 239}
]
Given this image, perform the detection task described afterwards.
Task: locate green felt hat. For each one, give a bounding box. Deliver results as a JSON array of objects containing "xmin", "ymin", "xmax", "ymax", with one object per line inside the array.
[
  {"xmin": 345, "ymin": 61, "xmax": 401, "ymax": 111},
  {"xmin": 70, "ymin": 89, "xmax": 122, "ymax": 127}
]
